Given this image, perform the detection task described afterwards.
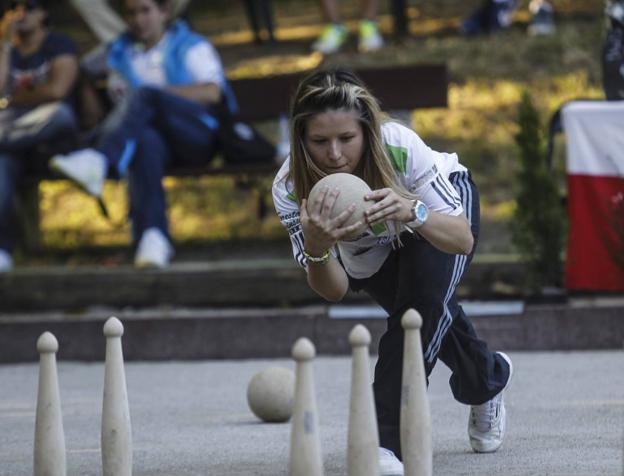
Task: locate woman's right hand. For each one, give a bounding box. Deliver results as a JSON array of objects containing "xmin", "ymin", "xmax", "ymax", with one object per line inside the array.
[{"xmin": 300, "ymin": 186, "xmax": 361, "ymax": 255}]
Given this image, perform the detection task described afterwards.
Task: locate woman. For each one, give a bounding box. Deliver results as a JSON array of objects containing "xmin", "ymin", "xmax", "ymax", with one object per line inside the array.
[
  {"xmin": 51, "ymin": 0, "xmax": 278, "ymax": 268},
  {"xmin": 272, "ymin": 69, "xmax": 512, "ymax": 474}
]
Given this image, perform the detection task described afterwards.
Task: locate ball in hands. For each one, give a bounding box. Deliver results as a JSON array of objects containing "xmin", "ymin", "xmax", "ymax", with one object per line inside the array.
[{"xmin": 307, "ymin": 173, "xmax": 373, "ymax": 240}]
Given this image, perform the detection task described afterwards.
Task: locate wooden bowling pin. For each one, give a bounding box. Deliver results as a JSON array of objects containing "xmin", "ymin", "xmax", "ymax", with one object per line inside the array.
[
  {"xmin": 347, "ymin": 324, "xmax": 380, "ymax": 476},
  {"xmin": 400, "ymin": 309, "xmax": 432, "ymax": 476},
  {"xmin": 102, "ymin": 317, "xmax": 132, "ymax": 476},
  {"xmin": 34, "ymin": 332, "xmax": 66, "ymax": 476},
  {"xmin": 288, "ymin": 337, "xmax": 324, "ymax": 476}
]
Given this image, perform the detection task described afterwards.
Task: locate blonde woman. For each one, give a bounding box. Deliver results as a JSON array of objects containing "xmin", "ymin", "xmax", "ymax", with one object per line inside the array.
[{"xmin": 272, "ymin": 69, "xmax": 513, "ymax": 474}]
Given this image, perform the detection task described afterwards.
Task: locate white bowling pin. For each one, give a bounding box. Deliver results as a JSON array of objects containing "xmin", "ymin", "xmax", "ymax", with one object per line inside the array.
[
  {"xmin": 34, "ymin": 332, "xmax": 66, "ymax": 476},
  {"xmin": 288, "ymin": 337, "xmax": 324, "ymax": 476},
  {"xmin": 400, "ymin": 309, "xmax": 432, "ymax": 476},
  {"xmin": 102, "ymin": 317, "xmax": 132, "ymax": 476},
  {"xmin": 347, "ymin": 324, "xmax": 380, "ymax": 476}
]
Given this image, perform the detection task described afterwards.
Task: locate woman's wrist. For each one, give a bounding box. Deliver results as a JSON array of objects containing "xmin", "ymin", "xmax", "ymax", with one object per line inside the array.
[
  {"xmin": 303, "ymin": 248, "xmax": 330, "ymax": 264},
  {"xmin": 301, "ymin": 239, "xmax": 330, "ymax": 258}
]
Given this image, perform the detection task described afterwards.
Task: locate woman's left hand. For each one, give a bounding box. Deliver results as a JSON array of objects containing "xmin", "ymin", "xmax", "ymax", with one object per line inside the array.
[{"xmin": 364, "ymin": 188, "xmax": 414, "ymax": 225}]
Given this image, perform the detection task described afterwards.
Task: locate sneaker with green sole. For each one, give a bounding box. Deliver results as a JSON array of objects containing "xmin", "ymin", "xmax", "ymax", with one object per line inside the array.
[
  {"xmin": 312, "ymin": 23, "xmax": 348, "ymax": 54},
  {"xmin": 358, "ymin": 20, "xmax": 384, "ymax": 52}
]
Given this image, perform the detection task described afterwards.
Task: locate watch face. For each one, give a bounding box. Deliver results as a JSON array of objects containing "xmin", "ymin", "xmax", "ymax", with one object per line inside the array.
[{"xmin": 416, "ymin": 202, "xmax": 428, "ymax": 222}]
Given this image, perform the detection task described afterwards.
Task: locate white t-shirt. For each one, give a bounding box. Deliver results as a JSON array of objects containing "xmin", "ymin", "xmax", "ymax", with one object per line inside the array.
[
  {"xmin": 272, "ymin": 121, "xmax": 468, "ymax": 279},
  {"xmin": 107, "ymin": 33, "xmax": 225, "ymax": 101}
]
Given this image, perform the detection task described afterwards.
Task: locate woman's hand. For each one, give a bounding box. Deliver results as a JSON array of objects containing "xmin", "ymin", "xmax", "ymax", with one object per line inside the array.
[
  {"xmin": 364, "ymin": 188, "xmax": 413, "ymax": 225},
  {"xmin": 300, "ymin": 186, "xmax": 362, "ymax": 254}
]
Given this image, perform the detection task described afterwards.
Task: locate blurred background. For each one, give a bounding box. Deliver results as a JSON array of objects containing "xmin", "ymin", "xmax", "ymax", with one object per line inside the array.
[{"xmin": 30, "ymin": 0, "xmax": 603, "ymax": 264}]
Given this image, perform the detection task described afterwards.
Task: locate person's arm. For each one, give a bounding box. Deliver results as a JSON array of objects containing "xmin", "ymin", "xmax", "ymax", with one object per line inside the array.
[
  {"xmin": 299, "ymin": 187, "xmax": 363, "ymax": 302},
  {"xmin": 165, "ymin": 82, "xmax": 221, "ymax": 106},
  {"xmin": 364, "ymin": 188, "xmax": 474, "ymax": 255},
  {"xmin": 0, "ymin": 8, "xmax": 22, "ymax": 94},
  {"xmin": 166, "ymin": 41, "xmax": 223, "ymax": 106},
  {"xmin": 414, "ymin": 208, "xmax": 473, "ymax": 254},
  {"xmin": 304, "ymin": 252, "xmax": 350, "ymax": 303},
  {"xmin": 69, "ymin": 0, "xmax": 126, "ymax": 44},
  {"xmin": 11, "ymin": 54, "xmax": 78, "ymax": 107}
]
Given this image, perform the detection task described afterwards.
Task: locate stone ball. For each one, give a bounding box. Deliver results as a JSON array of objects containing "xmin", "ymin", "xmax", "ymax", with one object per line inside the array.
[
  {"xmin": 307, "ymin": 173, "xmax": 373, "ymax": 240},
  {"xmin": 246, "ymin": 366, "xmax": 295, "ymax": 423}
]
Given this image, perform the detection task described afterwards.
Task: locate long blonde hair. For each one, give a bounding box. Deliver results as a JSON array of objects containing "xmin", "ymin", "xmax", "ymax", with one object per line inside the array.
[{"xmin": 289, "ymin": 68, "xmax": 412, "ymax": 206}]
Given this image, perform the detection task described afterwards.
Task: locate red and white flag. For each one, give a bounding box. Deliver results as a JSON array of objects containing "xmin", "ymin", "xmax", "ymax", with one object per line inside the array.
[{"xmin": 562, "ymin": 101, "xmax": 624, "ymax": 291}]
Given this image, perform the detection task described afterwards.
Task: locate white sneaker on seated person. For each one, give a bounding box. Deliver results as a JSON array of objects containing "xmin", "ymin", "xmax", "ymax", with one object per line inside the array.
[
  {"xmin": 50, "ymin": 148, "xmax": 107, "ymax": 198},
  {"xmin": 134, "ymin": 228, "xmax": 174, "ymax": 269},
  {"xmin": 0, "ymin": 249, "xmax": 13, "ymax": 273},
  {"xmin": 379, "ymin": 447, "xmax": 404, "ymax": 476}
]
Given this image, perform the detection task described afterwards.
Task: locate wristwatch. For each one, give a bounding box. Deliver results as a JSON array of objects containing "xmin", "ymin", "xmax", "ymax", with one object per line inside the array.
[{"xmin": 406, "ymin": 200, "xmax": 429, "ymax": 230}]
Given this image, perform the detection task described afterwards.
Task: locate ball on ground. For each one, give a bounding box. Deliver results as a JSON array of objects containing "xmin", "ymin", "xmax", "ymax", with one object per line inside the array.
[
  {"xmin": 307, "ymin": 173, "xmax": 372, "ymax": 240},
  {"xmin": 246, "ymin": 366, "xmax": 295, "ymax": 423}
]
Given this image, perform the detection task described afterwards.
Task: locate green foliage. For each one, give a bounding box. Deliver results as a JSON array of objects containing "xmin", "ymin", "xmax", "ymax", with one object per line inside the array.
[{"xmin": 511, "ymin": 92, "xmax": 565, "ymax": 291}]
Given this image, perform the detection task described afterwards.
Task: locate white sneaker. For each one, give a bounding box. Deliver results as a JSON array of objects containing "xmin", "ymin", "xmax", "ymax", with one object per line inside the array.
[
  {"xmin": 50, "ymin": 148, "xmax": 107, "ymax": 198},
  {"xmin": 358, "ymin": 20, "xmax": 384, "ymax": 52},
  {"xmin": 134, "ymin": 228, "xmax": 174, "ymax": 268},
  {"xmin": 379, "ymin": 447, "xmax": 404, "ymax": 476},
  {"xmin": 468, "ymin": 351, "xmax": 513, "ymax": 453},
  {"xmin": 0, "ymin": 249, "xmax": 13, "ymax": 273},
  {"xmin": 312, "ymin": 24, "xmax": 348, "ymax": 54}
]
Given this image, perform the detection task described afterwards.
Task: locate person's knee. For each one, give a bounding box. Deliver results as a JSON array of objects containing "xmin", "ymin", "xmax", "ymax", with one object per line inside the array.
[
  {"xmin": 132, "ymin": 85, "xmax": 161, "ymax": 105},
  {"xmin": 124, "ymin": 86, "xmax": 165, "ymax": 119},
  {"xmin": 50, "ymin": 102, "xmax": 78, "ymax": 131}
]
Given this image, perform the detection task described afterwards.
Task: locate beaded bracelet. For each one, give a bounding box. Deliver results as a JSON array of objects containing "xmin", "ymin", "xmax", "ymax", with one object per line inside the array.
[{"xmin": 303, "ymin": 249, "xmax": 330, "ymax": 264}]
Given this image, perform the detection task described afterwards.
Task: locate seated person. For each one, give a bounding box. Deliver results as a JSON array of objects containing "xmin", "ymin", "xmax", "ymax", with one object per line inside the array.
[
  {"xmin": 51, "ymin": 0, "xmax": 281, "ymax": 269},
  {"xmin": 0, "ymin": 0, "xmax": 79, "ymax": 273}
]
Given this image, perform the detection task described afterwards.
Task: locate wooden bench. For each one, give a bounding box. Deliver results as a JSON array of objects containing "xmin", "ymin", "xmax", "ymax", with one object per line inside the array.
[{"xmin": 17, "ymin": 63, "xmax": 448, "ymax": 252}]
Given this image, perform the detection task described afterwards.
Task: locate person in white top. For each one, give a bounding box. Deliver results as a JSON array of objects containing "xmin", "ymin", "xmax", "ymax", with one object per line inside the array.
[{"xmin": 272, "ymin": 69, "xmax": 513, "ymax": 474}]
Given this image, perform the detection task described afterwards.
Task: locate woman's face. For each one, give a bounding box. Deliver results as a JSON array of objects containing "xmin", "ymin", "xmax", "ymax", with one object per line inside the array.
[
  {"xmin": 124, "ymin": 0, "xmax": 168, "ymax": 46},
  {"xmin": 304, "ymin": 109, "xmax": 365, "ymax": 175}
]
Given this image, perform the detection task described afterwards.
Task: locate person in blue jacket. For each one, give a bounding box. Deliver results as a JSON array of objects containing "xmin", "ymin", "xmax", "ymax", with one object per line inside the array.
[{"xmin": 51, "ymin": 0, "xmax": 280, "ymax": 268}]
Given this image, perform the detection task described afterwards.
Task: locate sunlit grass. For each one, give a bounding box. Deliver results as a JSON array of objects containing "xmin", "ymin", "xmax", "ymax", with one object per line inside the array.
[
  {"xmin": 412, "ymin": 71, "xmax": 603, "ymax": 220},
  {"xmin": 227, "ymin": 53, "xmax": 323, "ymax": 79},
  {"xmin": 39, "ymin": 177, "xmax": 286, "ymax": 249}
]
